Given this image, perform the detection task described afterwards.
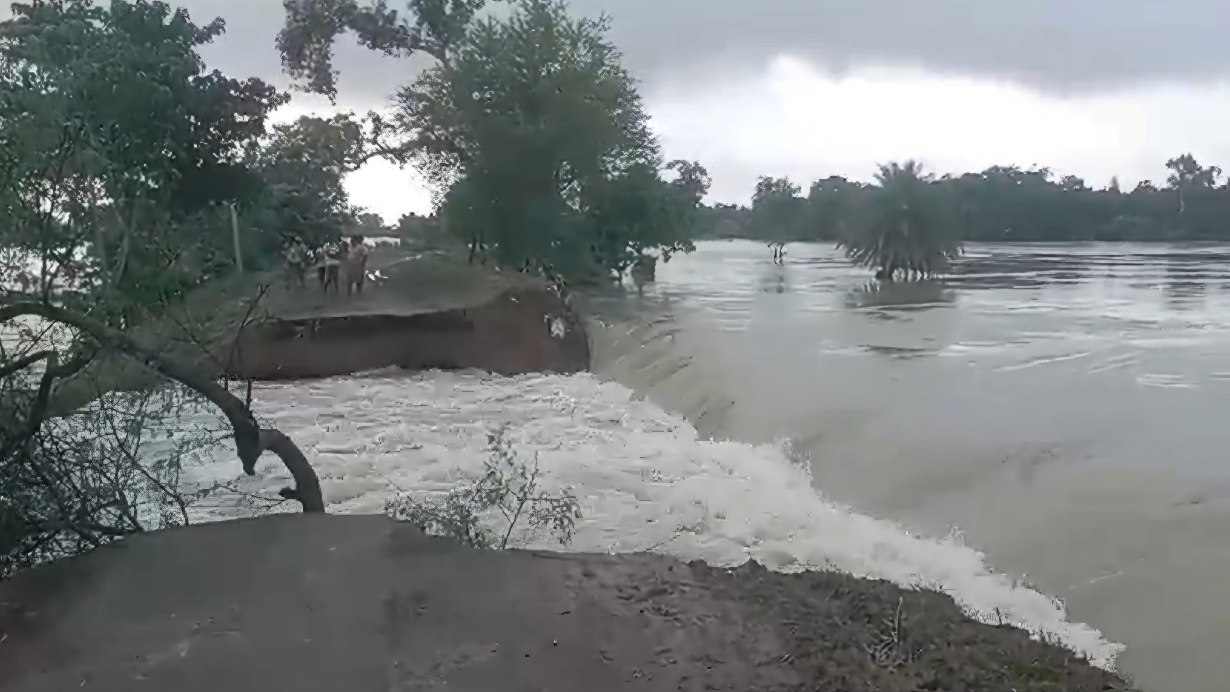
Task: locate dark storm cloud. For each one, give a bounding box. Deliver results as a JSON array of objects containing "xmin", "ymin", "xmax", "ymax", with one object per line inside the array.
[
  {"xmin": 7, "ymin": 1, "xmax": 1227, "ymax": 103},
  {"xmin": 569, "ymin": 0, "xmax": 1230, "ymax": 94},
  {"xmin": 69, "ymin": 0, "xmax": 1230, "ymax": 106}
]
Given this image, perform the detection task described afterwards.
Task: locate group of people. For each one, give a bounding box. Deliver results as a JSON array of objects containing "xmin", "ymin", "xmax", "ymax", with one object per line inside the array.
[{"xmin": 283, "ymin": 235, "xmax": 369, "ymax": 296}]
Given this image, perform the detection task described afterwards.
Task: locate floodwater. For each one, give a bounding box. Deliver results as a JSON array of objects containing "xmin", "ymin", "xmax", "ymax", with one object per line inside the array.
[
  {"xmin": 589, "ymin": 240, "xmax": 1230, "ymax": 692},
  {"xmin": 176, "ymin": 240, "xmax": 1230, "ymax": 691}
]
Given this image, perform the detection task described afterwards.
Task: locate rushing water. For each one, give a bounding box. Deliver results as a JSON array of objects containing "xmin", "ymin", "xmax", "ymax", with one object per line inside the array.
[
  {"xmin": 589, "ymin": 240, "xmax": 1230, "ymax": 692},
  {"xmin": 178, "ymin": 240, "xmax": 1230, "ymax": 691}
]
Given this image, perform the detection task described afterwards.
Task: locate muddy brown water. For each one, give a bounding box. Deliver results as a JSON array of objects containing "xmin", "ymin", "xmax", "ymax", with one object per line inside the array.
[{"xmin": 588, "ymin": 240, "xmax": 1230, "ymax": 692}]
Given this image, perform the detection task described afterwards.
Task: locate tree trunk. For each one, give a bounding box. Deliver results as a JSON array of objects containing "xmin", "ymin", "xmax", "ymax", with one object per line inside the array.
[{"xmin": 230, "ymin": 203, "xmax": 244, "ymax": 274}]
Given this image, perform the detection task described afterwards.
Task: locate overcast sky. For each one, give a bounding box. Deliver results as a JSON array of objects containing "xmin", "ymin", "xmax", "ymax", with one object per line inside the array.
[{"xmin": 23, "ymin": 1, "xmax": 1230, "ymax": 220}]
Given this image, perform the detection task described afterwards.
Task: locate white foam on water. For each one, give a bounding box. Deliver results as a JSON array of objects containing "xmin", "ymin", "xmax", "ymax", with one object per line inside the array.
[{"xmin": 179, "ymin": 369, "xmax": 1123, "ymax": 669}]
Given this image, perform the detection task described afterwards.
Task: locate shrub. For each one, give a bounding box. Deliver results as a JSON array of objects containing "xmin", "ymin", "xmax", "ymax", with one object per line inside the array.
[{"xmin": 385, "ymin": 427, "xmax": 581, "ymax": 550}]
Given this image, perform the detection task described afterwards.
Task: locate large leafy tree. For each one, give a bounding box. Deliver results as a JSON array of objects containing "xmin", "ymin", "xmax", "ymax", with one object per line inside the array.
[
  {"xmin": 585, "ymin": 160, "xmax": 708, "ymax": 276},
  {"xmin": 279, "ymin": 0, "xmax": 698, "ymax": 280},
  {"xmin": 838, "ymin": 161, "xmax": 961, "ymax": 280},
  {"xmin": 807, "ymin": 176, "xmax": 866, "ymax": 241},
  {"xmin": 251, "ymin": 114, "xmax": 368, "ymax": 249},
  {"xmin": 0, "ymin": 0, "xmax": 287, "ymax": 311},
  {"xmin": 0, "ymin": 1, "xmax": 319, "ymax": 574},
  {"xmin": 751, "ymin": 176, "xmax": 806, "ymax": 261}
]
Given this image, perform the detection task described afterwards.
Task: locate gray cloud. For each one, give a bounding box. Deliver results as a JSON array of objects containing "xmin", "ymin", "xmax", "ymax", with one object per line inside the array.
[
  {"xmin": 9, "ymin": 0, "xmax": 1225, "ymax": 215},
  {"xmin": 7, "ymin": 1, "xmax": 1228, "ymax": 101},
  {"xmin": 570, "ymin": 0, "xmax": 1230, "ymax": 95},
  {"xmin": 143, "ymin": 1, "xmax": 1230, "ymax": 107}
]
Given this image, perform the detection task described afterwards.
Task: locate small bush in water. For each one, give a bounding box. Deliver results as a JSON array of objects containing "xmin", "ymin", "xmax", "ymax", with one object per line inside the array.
[{"xmin": 386, "ymin": 428, "xmax": 581, "ymax": 550}]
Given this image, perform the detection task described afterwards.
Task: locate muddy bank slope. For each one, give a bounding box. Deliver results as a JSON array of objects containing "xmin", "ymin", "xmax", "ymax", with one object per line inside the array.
[
  {"xmin": 0, "ymin": 515, "xmax": 1134, "ymax": 692},
  {"xmin": 226, "ymin": 251, "xmax": 588, "ymax": 379},
  {"xmin": 50, "ymin": 252, "xmax": 588, "ymax": 411}
]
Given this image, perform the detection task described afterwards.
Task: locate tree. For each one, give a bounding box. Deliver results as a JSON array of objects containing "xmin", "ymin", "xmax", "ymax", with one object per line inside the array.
[
  {"xmin": 808, "ymin": 176, "xmax": 868, "ymax": 240},
  {"xmin": 0, "ymin": 301, "xmax": 324, "ymax": 574},
  {"xmin": 585, "ymin": 161, "xmax": 704, "ymax": 277},
  {"xmin": 1059, "ymin": 175, "xmax": 1088, "ymax": 192},
  {"xmin": 0, "ymin": 1, "xmax": 315, "ymax": 574},
  {"xmin": 1133, "ymin": 179, "xmax": 1158, "ymax": 194},
  {"xmin": 279, "ymin": 0, "xmax": 486, "ymax": 102},
  {"xmin": 1165, "ymin": 153, "xmax": 1221, "ymax": 214},
  {"xmin": 0, "ymin": 0, "xmax": 287, "ymax": 314},
  {"xmin": 251, "ymin": 114, "xmax": 368, "ymax": 249},
  {"xmin": 696, "ymin": 154, "xmax": 1230, "ymax": 244},
  {"xmin": 837, "ymin": 161, "xmax": 960, "ymax": 280},
  {"xmin": 752, "ymin": 176, "xmax": 804, "ymax": 262},
  {"xmin": 279, "ymin": 0, "xmax": 696, "ymax": 280}
]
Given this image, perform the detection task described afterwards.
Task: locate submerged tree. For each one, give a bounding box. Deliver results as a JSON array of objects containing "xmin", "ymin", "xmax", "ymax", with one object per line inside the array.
[
  {"xmin": 837, "ymin": 161, "xmax": 961, "ymax": 280},
  {"xmin": 752, "ymin": 176, "xmax": 805, "ymax": 264}
]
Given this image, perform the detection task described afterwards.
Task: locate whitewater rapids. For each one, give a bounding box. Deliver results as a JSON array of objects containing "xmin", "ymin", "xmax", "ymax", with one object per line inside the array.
[{"xmin": 174, "ymin": 368, "xmax": 1123, "ymax": 669}]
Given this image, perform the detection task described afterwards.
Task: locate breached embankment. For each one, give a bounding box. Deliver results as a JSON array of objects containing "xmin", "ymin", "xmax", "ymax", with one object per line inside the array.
[
  {"xmin": 46, "ymin": 252, "xmax": 589, "ymax": 412},
  {"xmin": 16, "ymin": 250, "xmax": 1137, "ymax": 690},
  {"xmin": 0, "ymin": 514, "xmax": 1134, "ymax": 692},
  {"xmin": 226, "ymin": 286, "xmax": 588, "ymax": 380}
]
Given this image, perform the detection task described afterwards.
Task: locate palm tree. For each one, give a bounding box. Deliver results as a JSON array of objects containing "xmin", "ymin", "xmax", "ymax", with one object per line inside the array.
[{"xmin": 837, "ymin": 161, "xmax": 961, "ymax": 280}]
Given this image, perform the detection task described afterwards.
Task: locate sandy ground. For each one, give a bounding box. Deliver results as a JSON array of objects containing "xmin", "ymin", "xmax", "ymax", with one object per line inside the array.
[{"xmin": 0, "ymin": 515, "xmax": 1135, "ymax": 691}]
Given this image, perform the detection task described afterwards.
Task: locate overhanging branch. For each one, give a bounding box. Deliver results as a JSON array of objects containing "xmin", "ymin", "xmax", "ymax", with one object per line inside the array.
[{"xmin": 0, "ymin": 301, "xmax": 325, "ymax": 512}]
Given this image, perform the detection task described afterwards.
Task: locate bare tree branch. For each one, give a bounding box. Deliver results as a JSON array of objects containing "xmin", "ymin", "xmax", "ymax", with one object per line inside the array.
[
  {"xmin": 0, "ymin": 349, "xmax": 53, "ymax": 380},
  {"xmin": 0, "ymin": 301, "xmax": 325, "ymax": 513}
]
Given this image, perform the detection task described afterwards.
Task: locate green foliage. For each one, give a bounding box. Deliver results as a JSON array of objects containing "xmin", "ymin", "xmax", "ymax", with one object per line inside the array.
[
  {"xmin": 385, "ymin": 427, "xmax": 581, "ymax": 550},
  {"xmin": 837, "ymin": 161, "xmax": 961, "ymax": 279},
  {"xmin": 409, "ymin": 0, "xmax": 665, "ymax": 276},
  {"xmin": 751, "ymin": 176, "xmax": 806, "ymax": 249},
  {"xmin": 808, "ymin": 176, "xmax": 867, "ymax": 240},
  {"xmin": 586, "ymin": 162, "xmax": 703, "ymax": 276},
  {"xmin": 0, "ymin": 1, "xmax": 292, "ymax": 575},
  {"xmin": 698, "ymin": 153, "xmax": 1230, "ymax": 245},
  {"xmin": 278, "ymin": 0, "xmax": 485, "ymax": 100},
  {"xmin": 250, "ymin": 114, "xmax": 368, "ymax": 249},
  {"xmin": 1165, "ymin": 153, "xmax": 1221, "ymax": 215},
  {"xmin": 0, "ymin": 0, "xmax": 286, "ymax": 311},
  {"xmin": 281, "ymin": 0, "xmax": 704, "ymax": 281},
  {"xmin": 395, "ymin": 212, "xmax": 449, "ymax": 252}
]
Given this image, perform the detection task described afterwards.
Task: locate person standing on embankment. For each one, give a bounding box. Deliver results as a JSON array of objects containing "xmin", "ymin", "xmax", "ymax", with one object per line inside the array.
[{"xmin": 314, "ymin": 240, "xmax": 343, "ymax": 294}]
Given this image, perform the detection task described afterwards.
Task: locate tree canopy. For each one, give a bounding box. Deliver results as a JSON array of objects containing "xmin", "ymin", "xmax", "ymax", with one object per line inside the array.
[
  {"xmin": 279, "ymin": 0, "xmax": 704, "ymax": 281},
  {"xmin": 695, "ymin": 153, "xmax": 1230, "ymax": 246},
  {"xmin": 0, "ymin": 0, "xmax": 322, "ymax": 575},
  {"xmin": 0, "ymin": 0, "xmax": 288, "ymax": 310},
  {"xmin": 250, "ymin": 114, "xmax": 369, "ymax": 249},
  {"xmin": 836, "ymin": 161, "xmax": 960, "ymax": 279}
]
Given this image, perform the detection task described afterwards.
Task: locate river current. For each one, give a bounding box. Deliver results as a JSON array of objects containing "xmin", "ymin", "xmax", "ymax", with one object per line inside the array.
[{"xmin": 182, "ymin": 240, "xmax": 1230, "ymax": 691}]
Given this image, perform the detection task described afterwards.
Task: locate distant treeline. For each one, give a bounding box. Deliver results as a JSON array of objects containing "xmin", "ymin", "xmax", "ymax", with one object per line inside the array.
[{"xmin": 696, "ymin": 155, "xmax": 1230, "ymax": 243}]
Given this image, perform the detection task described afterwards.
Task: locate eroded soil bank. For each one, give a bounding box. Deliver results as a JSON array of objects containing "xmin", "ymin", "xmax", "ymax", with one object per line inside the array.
[
  {"xmin": 225, "ymin": 287, "xmax": 588, "ymax": 379},
  {"xmin": 46, "ymin": 252, "xmax": 589, "ymax": 413},
  {"xmin": 0, "ymin": 515, "xmax": 1135, "ymax": 692}
]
